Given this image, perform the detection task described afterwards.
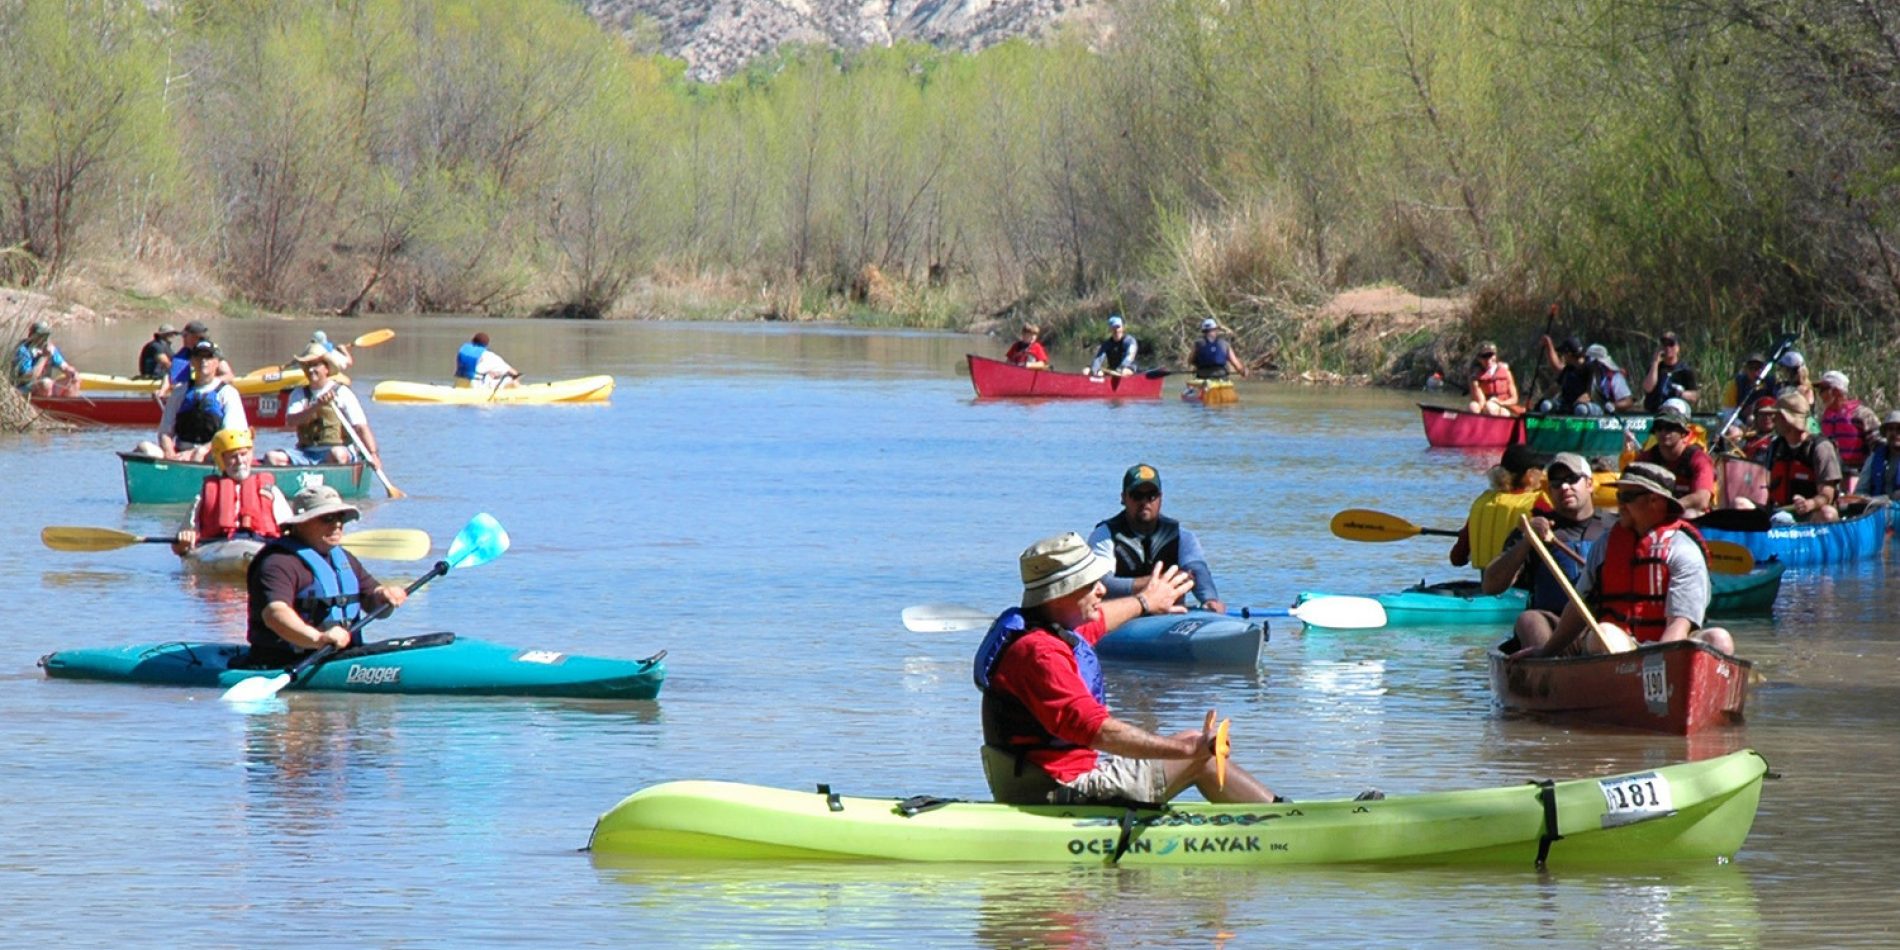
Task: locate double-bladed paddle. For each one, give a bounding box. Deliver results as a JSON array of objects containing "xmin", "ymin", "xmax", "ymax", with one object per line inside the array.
[
  {"xmin": 1331, "ymin": 508, "xmax": 1757, "ymax": 573},
  {"xmin": 898, "ymin": 595, "xmax": 1387, "ymax": 634},
  {"xmin": 41, "ymin": 526, "xmax": 433, "ymax": 561},
  {"xmin": 218, "ymin": 513, "xmax": 509, "ymax": 703}
]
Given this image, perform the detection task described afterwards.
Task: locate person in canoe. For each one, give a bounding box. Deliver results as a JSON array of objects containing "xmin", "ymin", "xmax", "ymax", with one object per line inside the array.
[
  {"xmin": 137, "ymin": 323, "xmax": 180, "ymax": 379},
  {"xmin": 1774, "ymin": 350, "xmax": 1814, "ymax": 407},
  {"xmin": 975, "ymin": 531, "xmax": 1278, "ymax": 806},
  {"xmin": 1511, "ymin": 463, "xmax": 1734, "ymax": 657},
  {"xmin": 155, "ymin": 321, "xmax": 232, "ymax": 401},
  {"xmin": 172, "ymin": 428, "xmax": 290, "ymax": 556},
  {"xmin": 1086, "ymin": 463, "xmax": 1226, "ymax": 615},
  {"xmin": 1720, "ymin": 352, "xmax": 1776, "ymax": 410},
  {"xmin": 140, "ymin": 340, "xmax": 248, "ymax": 462},
  {"xmin": 1534, "ymin": 335, "xmax": 1590, "ymax": 413},
  {"xmin": 453, "ymin": 332, "xmax": 520, "ymax": 390},
  {"xmin": 1449, "ymin": 444, "xmax": 1547, "ymax": 569},
  {"xmin": 1641, "ymin": 330, "xmax": 1700, "ymax": 411},
  {"xmin": 1004, "ymin": 323, "xmax": 1049, "ymax": 369},
  {"xmin": 1759, "ymin": 391, "xmax": 1843, "ymax": 523},
  {"xmin": 265, "ymin": 344, "xmax": 383, "ymax": 466},
  {"xmin": 10, "ymin": 320, "xmax": 82, "ymax": 396},
  {"xmin": 1464, "ymin": 340, "xmax": 1519, "ymax": 416},
  {"xmin": 245, "ymin": 485, "xmax": 408, "ymax": 667},
  {"xmin": 1631, "ymin": 408, "xmax": 1716, "ymax": 518},
  {"xmin": 1855, "ymin": 412, "xmax": 1900, "ymax": 500},
  {"xmin": 1191, "ymin": 318, "xmax": 1247, "ymax": 381},
  {"xmin": 1815, "ymin": 370, "xmax": 1880, "ymax": 492},
  {"xmin": 1481, "ymin": 452, "xmax": 1618, "ymax": 647},
  {"xmin": 1087, "ymin": 315, "xmax": 1138, "ymax": 377},
  {"xmin": 1576, "ymin": 344, "xmax": 1636, "ymax": 416}
]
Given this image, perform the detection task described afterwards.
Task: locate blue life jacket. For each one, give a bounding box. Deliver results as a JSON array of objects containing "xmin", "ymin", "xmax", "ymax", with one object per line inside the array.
[
  {"xmin": 173, "ymin": 382, "xmax": 228, "ymax": 445},
  {"xmin": 1862, "ymin": 447, "xmax": 1898, "ymax": 497},
  {"xmin": 454, "ymin": 342, "xmax": 486, "ymax": 381},
  {"xmin": 974, "ymin": 608, "xmax": 1106, "ymax": 754},
  {"xmin": 168, "ymin": 352, "xmax": 192, "ymax": 387},
  {"xmin": 1192, "ymin": 338, "xmax": 1232, "ymax": 378},
  {"xmin": 292, "ymin": 543, "xmax": 364, "ymax": 629}
]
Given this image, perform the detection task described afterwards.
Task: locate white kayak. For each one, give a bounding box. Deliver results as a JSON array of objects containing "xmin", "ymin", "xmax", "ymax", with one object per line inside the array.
[{"xmin": 179, "ymin": 538, "xmax": 264, "ymax": 578}]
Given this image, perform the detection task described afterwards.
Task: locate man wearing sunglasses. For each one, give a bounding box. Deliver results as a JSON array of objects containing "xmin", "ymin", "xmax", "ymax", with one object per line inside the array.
[
  {"xmin": 1641, "ymin": 330, "xmax": 1700, "ymax": 411},
  {"xmin": 1086, "ymin": 464, "xmax": 1225, "ymax": 616},
  {"xmin": 1632, "ymin": 408, "xmax": 1715, "ymax": 518},
  {"xmin": 1512, "ymin": 463, "xmax": 1734, "ymax": 658},
  {"xmin": 1481, "ymin": 453, "xmax": 1616, "ymax": 647},
  {"xmin": 245, "ymin": 485, "xmax": 408, "ymax": 668}
]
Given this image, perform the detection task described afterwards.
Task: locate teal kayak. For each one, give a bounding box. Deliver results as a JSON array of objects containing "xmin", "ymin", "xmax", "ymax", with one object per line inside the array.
[
  {"xmin": 588, "ymin": 750, "xmax": 1767, "ymax": 866},
  {"xmin": 39, "ymin": 633, "xmax": 665, "ymax": 699},
  {"xmin": 1299, "ymin": 561, "xmax": 1787, "ymax": 627}
]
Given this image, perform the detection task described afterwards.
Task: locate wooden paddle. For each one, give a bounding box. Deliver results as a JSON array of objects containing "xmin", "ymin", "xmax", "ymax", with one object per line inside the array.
[
  {"xmin": 42, "ymin": 526, "xmax": 432, "ymax": 561},
  {"xmin": 1333, "ymin": 508, "xmax": 1756, "ymax": 574},
  {"xmin": 1519, "ymin": 514, "xmax": 1635, "ymax": 654},
  {"xmin": 899, "ymin": 596, "xmax": 1387, "ymax": 633},
  {"xmin": 329, "ymin": 397, "xmax": 403, "ymax": 499},
  {"xmin": 220, "ymin": 513, "xmax": 508, "ymax": 703},
  {"xmin": 242, "ymin": 329, "xmax": 395, "ymax": 380}
]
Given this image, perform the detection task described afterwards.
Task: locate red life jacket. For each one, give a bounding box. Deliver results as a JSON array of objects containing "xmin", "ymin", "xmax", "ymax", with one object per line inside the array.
[
  {"xmin": 197, "ymin": 472, "xmax": 281, "ymax": 541},
  {"xmin": 1768, "ymin": 438, "xmax": 1822, "ymax": 506},
  {"xmin": 1821, "ymin": 400, "xmax": 1868, "ymax": 468},
  {"xmin": 1476, "ymin": 362, "xmax": 1513, "ymax": 400},
  {"xmin": 1596, "ymin": 518, "xmax": 1706, "ymax": 642}
]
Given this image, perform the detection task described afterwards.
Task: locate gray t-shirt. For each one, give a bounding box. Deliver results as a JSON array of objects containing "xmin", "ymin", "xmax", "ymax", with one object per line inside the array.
[{"xmin": 1577, "ymin": 528, "xmax": 1710, "ymax": 627}]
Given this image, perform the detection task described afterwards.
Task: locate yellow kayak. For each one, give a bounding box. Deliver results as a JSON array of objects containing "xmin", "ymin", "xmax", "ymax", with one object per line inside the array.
[
  {"xmin": 78, "ymin": 368, "xmax": 334, "ymax": 396},
  {"xmin": 371, "ymin": 375, "xmax": 615, "ymax": 405}
]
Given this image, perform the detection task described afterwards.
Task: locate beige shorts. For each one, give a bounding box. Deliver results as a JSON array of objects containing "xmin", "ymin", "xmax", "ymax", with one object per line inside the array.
[{"xmin": 981, "ymin": 746, "xmax": 1170, "ymax": 806}]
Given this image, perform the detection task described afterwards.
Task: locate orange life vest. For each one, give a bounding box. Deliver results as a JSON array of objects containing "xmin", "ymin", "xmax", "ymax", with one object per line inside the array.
[
  {"xmin": 1595, "ymin": 519, "xmax": 1706, "ymax": 642},
  {"xmin": 1768, "ymin": 437, "xmax": 1825, "ymax": 506},
  {"xmin": 1476, "ymin": 362, "xmax": 1514, "ymax": 401},
  {"xmin": 197, "ymin": 472, "xmax": 281, "ymax": 541}
]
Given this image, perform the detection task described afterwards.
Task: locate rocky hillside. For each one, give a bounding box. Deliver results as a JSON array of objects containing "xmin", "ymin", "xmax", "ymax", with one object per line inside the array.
[{"xmin": 575, "ymin": 0, "xmax": 1100, "ymax": 81}]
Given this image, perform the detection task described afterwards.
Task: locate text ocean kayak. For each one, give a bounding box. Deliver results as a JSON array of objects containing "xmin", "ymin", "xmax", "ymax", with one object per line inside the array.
[
  {"xmin": 370, "ymin": 376, "xmax": 614, "ymax": 404},
  {"xmin": 587, "ymin": 750, "xmax": 1767, "ymax": 866},
  {"xmin": 1696, "ymin": 499, "xmax": 1891, "ymax": 566},
  {"xmin": 966, "ymin": 355, "xmax": 1163, "ymax": 399},
  {"xmin": 40, "ymin": 633, "xmax": 666, "ymax": 700}
]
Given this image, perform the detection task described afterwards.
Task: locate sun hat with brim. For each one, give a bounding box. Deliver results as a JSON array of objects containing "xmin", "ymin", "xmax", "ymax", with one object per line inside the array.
[
  {"xmin": 1475, "ymin": 340, "xmax": 1498, "ymax": 356},
  {"xmin": 1819, "ymin": 370, "xmax": 1849, "ymax": 391},
  {"xmin": 1653, "ymin": 410, "xmax": 1692, "ymax": 433},
  {"xmin": 156, "ymin": 323, "xmax": 179, "ymax": 337},
  {"xmin": 1613, "ymin": 463, "xmax": 1683, "ymax": 513},
  {"xmin": 1020, "ymin": 532, "xmax": 1113, "ymax": 607},
  {"xmin": 1499, "ymin": 443, "xmax": 1539, "ymax": 476},
  {"xmin": 293, "ymin": 342, "xmax": 346, "ymax": 372},
  {"xmin": 281, "ymin": 484, "xmax": 361, "ymax": 527},
  {"xmin": 1776, "ymin": 390, "xmax": 1811, "ymax": 424},
  {"xmin": 1583, "ymin": 344, "xmax": 1619, "ymax": 371}
]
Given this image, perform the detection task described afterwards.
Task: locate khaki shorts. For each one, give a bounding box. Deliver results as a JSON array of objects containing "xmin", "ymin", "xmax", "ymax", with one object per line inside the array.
[{"xmin": 980, "ymin": 745, "xmax": 1168, "ymax": 806}]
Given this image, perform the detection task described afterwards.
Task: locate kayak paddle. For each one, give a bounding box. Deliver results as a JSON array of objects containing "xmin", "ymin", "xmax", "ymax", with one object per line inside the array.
[
  {"xmin": 334, "ymin": 402, "xmax": 403, "ymax": 499},
  {"xmin": 899, "ymin": 596, "xmax": 1386, "ymax": 634},
  {"xmin": 1332, "ymin": 508, "xmax": 1756, "ymax": 574},
  {"xmin": 219, "ymin": 513, "xmax": 509, "ymax": 703},
  {"xmin": 1518, "ymin": 514, "xmax": 1634, "ymax": 654},
  {"xmin": 42, "ymin": 525, "xmax": 433, "ymax": 561},
  {"xmin": 1204, "ymin": 711, "xmax": 1230, "ymax": 790},
  {"xmin": 241, "ymin": 329, "xmax": 395, "ymax": 380}
]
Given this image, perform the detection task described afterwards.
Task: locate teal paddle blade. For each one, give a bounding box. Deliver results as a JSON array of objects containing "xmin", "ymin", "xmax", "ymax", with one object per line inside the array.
[{"xmin": 444, "ymin": 512, "xmax": 509, "ymax": 569}]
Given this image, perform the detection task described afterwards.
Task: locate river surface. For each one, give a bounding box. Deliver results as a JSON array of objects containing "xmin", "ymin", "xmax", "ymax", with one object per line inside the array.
[{"xmin": 3, "ymin": 317, "xmax": 1897, "ymax": 947}]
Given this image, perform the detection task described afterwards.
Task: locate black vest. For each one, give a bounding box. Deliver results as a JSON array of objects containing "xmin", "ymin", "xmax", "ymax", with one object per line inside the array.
[{"xmin": 1097, "ymin": 512, "xmax": 1182, "ymax": 577}]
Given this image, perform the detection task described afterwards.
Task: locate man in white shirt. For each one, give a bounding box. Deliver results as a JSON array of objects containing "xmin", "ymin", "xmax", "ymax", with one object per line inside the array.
[
  {"xmin": 265, "ymin": 344, "xmax": 383, "ymax": 467},
  {"xmin": 144, "ymin": 341, "xmax": 248, "ymax": 461}
]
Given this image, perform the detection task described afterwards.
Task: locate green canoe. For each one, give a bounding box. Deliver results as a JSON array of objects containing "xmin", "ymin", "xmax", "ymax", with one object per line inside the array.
[
  {"xmin": 1298, "ymin": 560, "xmax": 1786, "ymax": 627},
  {"xmin": 1523, "ymin": 413, "xmax": 1653, "ymax": 455},
  {"xmin": 119, "ymin": 451, "xmax": 368, "ymax": 505},
  {"xmin": 588, "ymin": 750, "xmax": 1766, "ymax": 866},
  {"xmin": 40, "ymin": 633, "xmax": 666, "ymax": 700}
]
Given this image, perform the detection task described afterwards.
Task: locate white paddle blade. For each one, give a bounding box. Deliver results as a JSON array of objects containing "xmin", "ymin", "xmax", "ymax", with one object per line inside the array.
[
  {"xmin": 1288, "ymin": 596, "xmax": 1388, "ymax": 630},
  {"xmin": 900, "ymin": 604, "xmax": 994, "ymax": 633},
  {"xmin": 219, "ymin": 672, "xmax": 292, "ymax": 703}
]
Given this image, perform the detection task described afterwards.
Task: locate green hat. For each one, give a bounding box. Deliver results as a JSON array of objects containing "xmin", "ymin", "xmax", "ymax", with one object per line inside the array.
[{"xmin": 1122, "ymin": 463, "xmax": 1161, "ymax": 494}]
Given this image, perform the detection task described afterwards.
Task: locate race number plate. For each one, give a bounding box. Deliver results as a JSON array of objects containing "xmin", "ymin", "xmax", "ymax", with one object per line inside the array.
[{"xmin": 1598, "ymin": 772, "xmax": 1675, "ymax": 828}]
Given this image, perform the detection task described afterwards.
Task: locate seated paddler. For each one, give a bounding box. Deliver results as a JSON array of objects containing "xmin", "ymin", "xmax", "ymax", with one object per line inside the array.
[
  {"xmin": 975, "ymin": 531, "xmax": 1277, "ymax": 806},
  {"xmin": 245, "ymin": 485, "xmax": 408, "ymax": 668},
  {"xmin": 1086, "ymin": 463, "xmax": 1226, "ymax": 615},
  {"xmin": 173, "ymin": 428, "xmax": 291, "ymax": 555}
]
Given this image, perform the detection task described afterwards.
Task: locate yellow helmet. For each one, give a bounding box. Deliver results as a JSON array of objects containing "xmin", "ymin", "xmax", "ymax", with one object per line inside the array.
[{"xmin": 211, "ymin": 428, "xmax": 254, "ymax": 459}]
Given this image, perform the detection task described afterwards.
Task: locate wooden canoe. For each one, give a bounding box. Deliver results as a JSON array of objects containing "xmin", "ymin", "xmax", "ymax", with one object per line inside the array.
[
  {"xmin": 30, "ymin": 391, "xmax": 290, "ymax": 428},
  {"xmin": 1418, "ymin": 404, "xmax": 1524, "ymax": 448},
  {"xmin": 966, "ymin": 355, "xmax": 1163, "ymax": 399},
  {"xmin": 1488, "ymin": 639, "xmax": 1751, "ymax": 734}
]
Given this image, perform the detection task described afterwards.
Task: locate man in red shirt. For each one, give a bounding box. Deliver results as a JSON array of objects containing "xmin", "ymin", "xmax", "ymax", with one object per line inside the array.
[
  {"xmin": 975, "ymin": 532, "xmax": 1278, "ymax": 806},
  {"xmin": 1636, "ymin": 408, "xmax": 1715, "ymax": 517}
]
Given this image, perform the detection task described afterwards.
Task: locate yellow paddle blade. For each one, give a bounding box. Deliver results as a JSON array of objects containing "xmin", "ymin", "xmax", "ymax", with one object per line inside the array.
[
  {"xmin": 1215, "ymin": 719, "xmax": 1230, "ymax": 790},
  {"xmin": 1705, "ymin": 540, "xmax": 1755, "ymax": 575},
  {"xmin": 40, "ymin": 526, "xmax": 145, "ymax": 552},
  {"xmin": 340, "ymin": 529, "xmax": 431, "ymax": 561},
  {"xmin": 1329, "ymin": 509, "xmax": 1422, "ymax": 543},
  {"xmin": 241, "ymin": 363, "xmax": 292, "ymax": 380},
  {"xmin": 352, "ymin": 328, "xmax": 395, "ymax": 348}
]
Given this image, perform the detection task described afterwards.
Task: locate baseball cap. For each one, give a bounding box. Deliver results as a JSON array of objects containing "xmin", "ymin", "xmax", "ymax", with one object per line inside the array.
[
  {"xmin": 1660, "ymin": 331, "xmax": 1679, "ymax": 345},
  {"xmin": 183, "ymin": 320, "xmax": 209, "ymax": 336},
  {"xmin": 1556, "ymin": 336, "xmax": 1583, "ymax": 355},
  {"xmin": 190, "ymin": 339, "xmax": 218, "ymax": 357},
  {"xmin": 1200, "ymin": 318, "xmax": 1219, "ymax": 331},
  {"xmin": 1107, "ymin": 315, "xmax": 1124, "ymax": 329},
  {"xmin": 1475, "ymin": 340, "xmax": 1498, "ymax": 356},
  {"xmin": 1546, "ymin": 452, "xmax": 1590, "ymax": 480},
  {"xmin": 1122, "ymin": 463, "xmax": 1161, "ymax": 494}
]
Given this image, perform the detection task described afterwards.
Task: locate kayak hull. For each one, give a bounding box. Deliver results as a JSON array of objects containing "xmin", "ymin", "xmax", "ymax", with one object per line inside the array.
[
  {"xmin": 31, "ymin": 391, "xmax": 290, "ymax": 428},
  {"xmin": 79, "ymin": 369, "xmax": 318, "ymax": 397},
  {"xmin": 120, "ymin": 451, "xmax": 367, "ymax": 505},
  {"xmin": 1523, "ymin": 413, "xmax": 1653, "ymax": 455},
  {"xmin": 1096, "ymin": 612, "xmax": 1265, "ymax": 667},
  {"xmin": 1488, "ymin": 639, "xmax": 1751, "ymax": 734},
  {"xmin": 180, "ymin": 538, "xmax": 264, "ymax": 578},
  {"xmin": 587, "ymin": 751, "xmax": 1766, "ymax": 866},
  {"xmin": 1418, "ymin": 404, "xmax": 1523, "ymax": 448},
  {"xmin": 370, "ymin": 376, "xmax": 615, "ymax": 404},
  {"xmin": 1697, "ymin": 501, "xmax": 1890, "ymax": 566},
  {"xmin": 966, "ymin": 355, "xmax": 1162, "ymax": 399},
  {"xmin": 1301, "ymin": 563, "xmax": 1786, "ymax": 626},
  {"xmin": 1182, "ymin": 379, "xmax": 1238, "ymax": 405},
  {"xmin": 39, "ymin": 634, "xmax": 666, "ymax": 700}
]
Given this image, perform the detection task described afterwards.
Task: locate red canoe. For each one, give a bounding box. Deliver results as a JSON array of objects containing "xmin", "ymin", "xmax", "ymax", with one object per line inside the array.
[
  {"xmin": 30, "ymin": 391, "xmax": 292, "ymax": 429},
  {"xmin": 1418, "ymin": 403, "xmax": 1524, "ymax": 448},
  {"xmin": 1487, "ymin": 639, "xmax": 1752, "ymax": 734},
  {"xmin": 967, "ymin": 354, "xmax": 1164, "ymax": 399}
]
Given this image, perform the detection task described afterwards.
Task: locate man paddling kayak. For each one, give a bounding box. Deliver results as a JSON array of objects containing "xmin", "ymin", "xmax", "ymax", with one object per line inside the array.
[
  {"xmin": 975, "ymin": 532, "xmax": 1277, "ymax": 806},
  {"xmin": 1086, "ymin": 463, "xmax": 1226, "ymax": 615},
  {"xmin": 245, "ymin": 485, "xmax": 407, "ymax": 667},
  {"xmin": 453, "ymin": 332, "xmax": 520, "ymax": 390},
  {"xmin": 1481, "ymin": 452, "xmax": 1616, "ymax": 649},
  {"xmin": 266, "ymin": 344, "xmax": 383, "ymax": 466},
  {"xmin": 173, "ymin": 428, "xmax": 290, "ymax": 555}
]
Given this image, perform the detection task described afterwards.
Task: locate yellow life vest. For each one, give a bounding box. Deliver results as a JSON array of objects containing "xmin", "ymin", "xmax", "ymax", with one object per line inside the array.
[{"xmin": 1466, "ymin": 488, "xmax": 1543, "ymax": 567}]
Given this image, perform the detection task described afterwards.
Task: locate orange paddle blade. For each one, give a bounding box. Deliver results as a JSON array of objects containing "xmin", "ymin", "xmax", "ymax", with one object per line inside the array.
[{"xmin": 1214, "ymin": 719, "xmax": 1230, "ymax": 790}]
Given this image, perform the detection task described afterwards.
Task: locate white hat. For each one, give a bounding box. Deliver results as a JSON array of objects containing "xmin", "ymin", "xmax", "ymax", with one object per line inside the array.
[
  {"xmin": 1020, "ymin": 533, "xmax": 1113, "ymax": 607},
  {"xmin": 1200, "ymin": 318, "xmax": 1219, "ymax": 331},
  {"xmin": 1819, "ymin": 370, "xmax": 1849, "ymax": 391},
  {"xmin": 1661, "ymin": 397, "xmax": 1692, "ymax": 416},
  {"xmin": 1583, "ymin": 344, "xmax": 1619, "ymax": 372},
  {"xmin": 1107, "ymin": 315, "xmax": 1124, "ymax": 328},
  {"xmin": 1777, "ymin": 350, "xmax": 1805, "ymax": 369},
  {"xmin": 281, "ymin": 484, "xmax": 361, "ymax": 526}
]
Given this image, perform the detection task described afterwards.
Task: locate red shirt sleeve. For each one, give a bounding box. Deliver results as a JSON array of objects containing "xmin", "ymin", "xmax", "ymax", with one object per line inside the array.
[{"xmin": 988, "ymin": 628, "xmax": 1111, "ymax": 751}]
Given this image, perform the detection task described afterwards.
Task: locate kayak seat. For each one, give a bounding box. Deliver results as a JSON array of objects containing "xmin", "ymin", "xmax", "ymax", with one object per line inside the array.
[
  {"xmin": 1408, "ymin": 580, "xmax": 1486, "ymax": 599},
  {"xmin": 895, "ymin": 795, "xmax": 962, "ymax": 817}
]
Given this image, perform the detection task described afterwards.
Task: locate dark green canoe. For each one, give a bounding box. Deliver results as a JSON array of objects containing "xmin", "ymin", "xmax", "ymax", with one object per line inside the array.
[
  {"xmin": 119, "ymin": 451, "xmax": 368, "ymax": 505},
  {"xmin": 1523, "ymin": 413, "xmax": 1653, "ymax": 456}
]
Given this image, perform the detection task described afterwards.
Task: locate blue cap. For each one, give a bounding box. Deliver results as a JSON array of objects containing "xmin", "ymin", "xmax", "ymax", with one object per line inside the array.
[{"xmin": 1107, "ymin": 315, "xmax": 1124, "ymax": 328}]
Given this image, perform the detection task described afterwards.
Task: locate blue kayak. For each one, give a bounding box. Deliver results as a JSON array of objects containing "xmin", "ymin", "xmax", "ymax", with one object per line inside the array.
[
  {"xmin": 1095, "ymin": 612, "xmax": 1265, "ymax": 667},
  {"xmin": 39, "ymin": 633, "xmax": 666, "ymax": 700}
]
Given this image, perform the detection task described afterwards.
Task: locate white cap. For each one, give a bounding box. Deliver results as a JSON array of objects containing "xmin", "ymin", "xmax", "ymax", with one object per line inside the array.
[
  {"xmin": 1661, "ymin": 397, "xmax": 1692, "ymax": 416},
  {"xmin": 1778, "ymin": 351, "xmax": 1804, "ymax": 369},
  {"xmin": 1200, "ymin": 318, "xmax": 1218, "ymax": 331},
  {"xmin": 1820, "ymin": 370, "xmax": 1849, "ymax": 391},
  {"xmin": 1107, "ymin": 315, "xmax": 1124, "ymax": 328}
]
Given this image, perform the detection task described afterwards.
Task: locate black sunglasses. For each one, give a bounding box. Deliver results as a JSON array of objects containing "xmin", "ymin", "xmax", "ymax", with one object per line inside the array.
[{"xmin": 1129, "ymin": 490, "xmax": 1161, "ymax": 501}]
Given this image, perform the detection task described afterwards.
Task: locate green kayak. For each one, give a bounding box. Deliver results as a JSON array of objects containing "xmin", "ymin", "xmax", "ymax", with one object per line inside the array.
[
  {"xmin": 40, "ymin": 633, "xmax": 666, "ymax": 700},
  {"xmin": 1298, "ymin": 560, "xmax": 1785, "ymax": 628},
  {"xmin": 1523, "ymin": 413, "xmax": 1652, "ymax": 455},
  {"xmin": 589, "ymin": 751, "xmax": 1766, "ymax": 866},
  {"xmin": 120, "ymin": 451, "xmax": 368, "ymax": 505}
]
